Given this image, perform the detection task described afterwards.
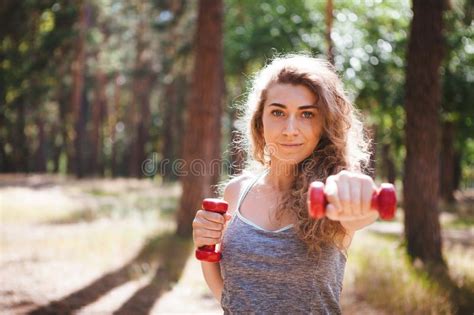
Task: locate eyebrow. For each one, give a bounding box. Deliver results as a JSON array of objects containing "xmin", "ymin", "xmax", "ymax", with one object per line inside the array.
[{"xmin": 268, "ymin": 103, "xmax": 318, "ymax": 110}]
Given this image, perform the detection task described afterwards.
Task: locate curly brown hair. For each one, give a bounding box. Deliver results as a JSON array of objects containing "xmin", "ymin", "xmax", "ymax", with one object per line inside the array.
[{"xmin": 220, "ymin": 54, "xmax": 371, "ymax": 256}]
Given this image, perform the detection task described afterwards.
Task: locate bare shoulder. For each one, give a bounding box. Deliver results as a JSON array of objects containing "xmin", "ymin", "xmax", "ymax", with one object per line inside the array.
[{"xmin": 222, "ymin": 173, "xmax": 252, "ymax": 214}]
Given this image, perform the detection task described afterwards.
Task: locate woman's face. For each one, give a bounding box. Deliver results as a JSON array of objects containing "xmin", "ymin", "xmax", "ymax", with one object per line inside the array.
[{"xmin": 261, "ymin": 83, "xmax": 323, "ymax": 165}]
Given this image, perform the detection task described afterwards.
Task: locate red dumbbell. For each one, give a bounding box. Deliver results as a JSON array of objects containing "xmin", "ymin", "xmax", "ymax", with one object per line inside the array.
[
  {"xmin": 307, "ymin": 181, "xmax": 397, "ymax": 220},
  {"xmin": 195, "ymin": 198, "xmax": 229, "ymax": 263}
]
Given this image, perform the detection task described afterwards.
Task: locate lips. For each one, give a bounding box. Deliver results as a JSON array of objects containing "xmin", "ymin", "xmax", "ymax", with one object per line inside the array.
[{"xmin": 280, "ymin": 143, "xmax": 303, "ymax": 147}]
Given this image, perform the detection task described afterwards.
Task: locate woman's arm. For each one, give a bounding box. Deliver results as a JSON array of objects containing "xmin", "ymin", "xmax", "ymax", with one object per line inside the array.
[
  {"xmin": 198, "ymin": 175, "xmax": 245, "ymax": 302},
  {"xmin": 340, "ymin": 211, "xmax": 379, "ymax": 232},
  {"xmin": 200, "ymin": 261, "xmax": 224, "ymax": 301}
]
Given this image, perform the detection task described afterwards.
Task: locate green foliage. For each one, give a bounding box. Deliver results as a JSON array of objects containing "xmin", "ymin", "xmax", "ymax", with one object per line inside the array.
[
  {"xmin": 462, "ymin": 139, "xmax": 474, "ymax": 187},
  {"xmin": 333, "ymin": 0, "xmax": 411, "ymax": 180},
  {"xmin": 348, "ymin": 231, "xmax": 474, "ymax": 314},
  {"xmin": 0, "ymin": 1, "xmax": 79, "ymax": 172},
  {"xmin": 443, "ymin": 1, "xmax": 474, "ymax": 185},
  {"xmin": 223, "ymin": 0, "xmax": 473, "ymax": 186},
  {"xmin": 224, "ymin": 0, "xmax": 326, "ymax": 76},
  {"xmin": 0, "ymin": 1, "xmax": 78, "ymax": 104}
]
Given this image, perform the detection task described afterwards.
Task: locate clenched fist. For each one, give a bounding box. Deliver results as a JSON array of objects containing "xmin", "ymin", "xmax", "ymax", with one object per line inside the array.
[{"xmin": 192, "ymin": 209, "xmax": 232, "ymax": 249}]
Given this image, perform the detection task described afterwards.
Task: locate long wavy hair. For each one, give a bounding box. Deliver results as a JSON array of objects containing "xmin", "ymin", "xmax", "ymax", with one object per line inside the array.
[{"xmin": 219, "ymin": 54, "xmax": 371, "ymax": 256}]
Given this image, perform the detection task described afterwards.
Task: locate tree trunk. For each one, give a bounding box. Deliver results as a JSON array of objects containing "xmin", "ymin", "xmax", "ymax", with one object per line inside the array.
[
  {"xmin": 53, "ymin": 75, "xmax": 67, "ymax": 173},
  {"xmin": 90, "ymin": 70, "xmax": 107, "ymax": 176},
  {"xmin": 159, "ymin": 0, "xmax": 192, "ymax": 182},
  {"xmin": 440, "ymin": 121, "xmax": 455, "ymax": 203},
  {"xmin": 177, "ymin": 0, "xmax": 224, "ymax": 237},
  {"xmin": 69, "ymin": 2, "xmax": 88, "ymax": 177},
  {"xmin": 162, "ymin": 78, "xmax": 179, "ymax": 182},
  {"xmin": 110, "ymin": 74, "xmax": 121, "ymax": 177},
  {"xmin": 0, "ymin": 106, "xmax": 9, "ymax": 172},
  {"xmin": 12, "ymin": 98, "xmax": 28, "ymax": 172},
  {"xmin": 403, "ymin": 0, "xmax": 445, "ymax": 266},
  {"xmin": 34, "ymin": 115, "xmax": 47, "ymax": 172},
  {"xmin": 453, "ymin": 151, "xmax": 461, "ymax": 191},
  {"xmin": 129, "ymin": 20, "xmax": 153, "ymax": 178}
]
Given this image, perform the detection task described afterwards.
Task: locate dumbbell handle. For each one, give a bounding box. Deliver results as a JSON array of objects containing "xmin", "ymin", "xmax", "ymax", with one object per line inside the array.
[
  {"xmin": 307, "ymin": 181, "xmax": 397, "ymax": 220},
  {"xmin": 195, "ymin": 198, "xmax": 228, "ymax": 263}
]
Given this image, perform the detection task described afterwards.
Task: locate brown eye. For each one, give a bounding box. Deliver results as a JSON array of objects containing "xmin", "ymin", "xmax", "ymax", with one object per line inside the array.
[{"xmin": 302, "ymin": 111, "xmax": 314, "ymax": 118}]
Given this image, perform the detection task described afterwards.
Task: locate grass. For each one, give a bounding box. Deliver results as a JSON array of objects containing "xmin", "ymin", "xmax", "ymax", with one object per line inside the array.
[
  {"xmin": 0, "ymin": 177, "xmax": 181, "ymax": 224},
  {"xmin": 441, "ymin": 215, "xmax": 474, "ymax": 229},
  {"xmin": 345, "ymin": 230, "xmax": 474, "ymax": 314},
  {"xmin": 85, "ymin": 188, "xmax": 121, "ymax": 197},
  {"xmin": 0, "ymin": 175, "xmax": 183, "ymax": 272}
]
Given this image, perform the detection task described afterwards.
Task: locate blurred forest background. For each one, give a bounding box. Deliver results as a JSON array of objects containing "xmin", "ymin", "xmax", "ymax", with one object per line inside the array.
[
  {"xmin": 1, "ymin": 0, "xmax": 472, "ymax": 185},
  {"xmin": 1, "ymin": 0, "xmax": 474, "ymax": 314}
]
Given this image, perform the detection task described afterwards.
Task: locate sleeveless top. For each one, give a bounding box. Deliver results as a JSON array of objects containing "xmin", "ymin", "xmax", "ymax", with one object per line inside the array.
[{"xmin": 219, "ymin": 169, "xmax": 347, "ymax": 314}]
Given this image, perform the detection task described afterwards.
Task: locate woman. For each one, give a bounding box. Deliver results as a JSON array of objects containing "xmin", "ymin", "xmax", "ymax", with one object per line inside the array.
[{"xmin": 192, "ymin": 54, "xmax": 380, "ymax": 314}]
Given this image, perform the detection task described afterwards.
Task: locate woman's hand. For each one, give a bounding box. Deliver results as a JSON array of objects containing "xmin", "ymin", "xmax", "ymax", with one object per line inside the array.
[
  {"xmin": 324, "ymin": 170, "xmax": 379, "ymax": 231},
  {"xmin": 192, "ymin": 209, "xmax": 232, "ymax": 249}
]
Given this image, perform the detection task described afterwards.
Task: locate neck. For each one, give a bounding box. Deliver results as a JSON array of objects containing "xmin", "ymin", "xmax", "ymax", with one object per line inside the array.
[{"xmin": 265, "ymin": 159, "xmax": 298, "ymax": 191}]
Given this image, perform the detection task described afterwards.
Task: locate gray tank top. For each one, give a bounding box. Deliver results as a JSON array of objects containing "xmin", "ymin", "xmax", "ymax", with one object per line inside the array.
[{"xmin": 220, "ymin": 169, "xmax": 347, "ymax": 314}]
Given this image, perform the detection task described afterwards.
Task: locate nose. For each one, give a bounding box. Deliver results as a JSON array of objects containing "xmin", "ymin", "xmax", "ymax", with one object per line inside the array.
[{"xmin": 282, "ymin": 116, "xmax": 299, "ymax": 137}]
